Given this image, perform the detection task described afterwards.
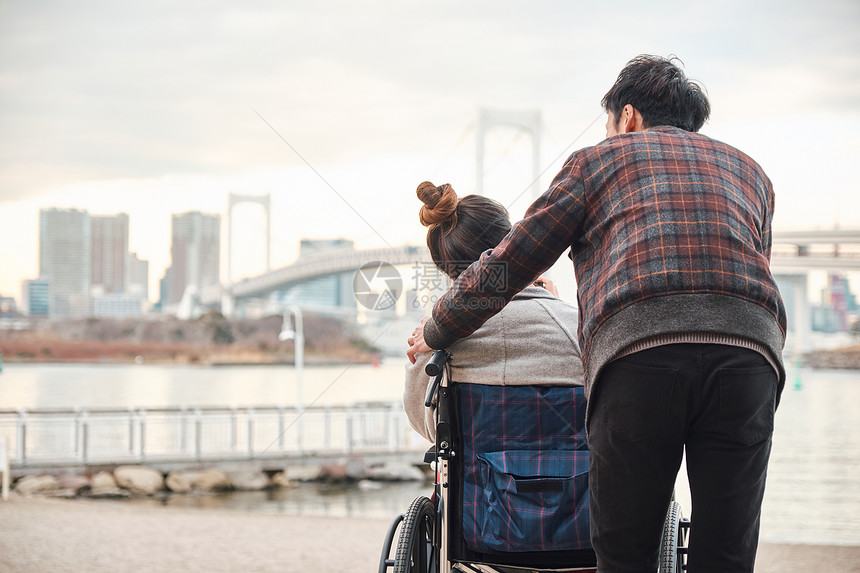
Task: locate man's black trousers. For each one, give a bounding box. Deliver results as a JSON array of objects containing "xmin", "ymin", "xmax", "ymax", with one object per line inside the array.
[{"xmin": 587, "ymin": 343, "xmax": 780, "ymax": 572}]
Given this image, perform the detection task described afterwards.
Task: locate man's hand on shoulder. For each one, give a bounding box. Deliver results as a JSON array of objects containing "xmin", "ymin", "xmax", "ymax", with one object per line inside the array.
[{"xmin": 533, "ymin": 275, "xmax": 559, "ymax": 298}]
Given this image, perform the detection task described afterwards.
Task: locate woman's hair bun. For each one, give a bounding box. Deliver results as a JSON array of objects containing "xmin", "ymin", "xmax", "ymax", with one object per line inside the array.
[{"xmin": 417, "ymin": 181, "xmax": 459, "ymax": 228}]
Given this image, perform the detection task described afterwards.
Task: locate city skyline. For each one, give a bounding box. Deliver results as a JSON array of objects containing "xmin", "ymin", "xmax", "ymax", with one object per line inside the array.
[
  {"xmin": 15, "ymin": 203, "xmax": 860, "ymax": 312},
  {"xmin": 21, "ymin": 205, "xmax": 225, "ymax": 313},
  {"xmin": 2, "ymin": 1, "xmax": 859, "ymax": 302}
]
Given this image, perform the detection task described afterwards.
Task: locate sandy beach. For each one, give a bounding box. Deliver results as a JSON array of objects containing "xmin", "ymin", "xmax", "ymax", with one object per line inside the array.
[{"xmin": 1, "ymin": 496, "xmax": 858, "ymax": 572}]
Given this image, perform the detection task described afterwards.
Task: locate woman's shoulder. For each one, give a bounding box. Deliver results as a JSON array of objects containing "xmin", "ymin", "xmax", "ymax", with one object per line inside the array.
[
  {"xmin": 506, "ymin": 288, "xmax": 579, "ymax": 349},
  {"xmin": 506, "ymin": 287, "xmax": 579, "ymax": 319},
  {"xmin": 449, "ymin": 286, "xmax": 582, "ymax": 386},
  {"xmin": 452, "ymin": 287, "xmax": 579, "ymax": 349}
]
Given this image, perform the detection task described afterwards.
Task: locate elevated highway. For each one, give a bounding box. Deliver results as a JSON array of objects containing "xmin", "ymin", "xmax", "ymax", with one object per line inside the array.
[
  {"xmin": 200, "ymin": 245, "xmax": 430, "ymax": 307},
  {"xmin": 770, "ymin": 229, "xmax": 860, "ymax": 272}
]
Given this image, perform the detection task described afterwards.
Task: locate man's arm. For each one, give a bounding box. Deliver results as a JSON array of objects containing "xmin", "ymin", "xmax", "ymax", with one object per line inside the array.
[
  {"xmin": 761, "ymin": 177, "xmax": 775, "ymax": 262},
  {"xmin": 423, "ymin": 154, "xmax": 588, "ymax": 349}
]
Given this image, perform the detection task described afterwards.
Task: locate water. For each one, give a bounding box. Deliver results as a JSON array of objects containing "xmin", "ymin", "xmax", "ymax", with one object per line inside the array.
[
  {"xmin": 674, "ymin": 368, "xmax": 860, "ymax": 546},
  {"xmin": 1, "ymin": 361, "xmax": 858, "ymax": 545},
  {"xmin": 0, "ymin": 362, "xmax": 408, "ymax": 409}
]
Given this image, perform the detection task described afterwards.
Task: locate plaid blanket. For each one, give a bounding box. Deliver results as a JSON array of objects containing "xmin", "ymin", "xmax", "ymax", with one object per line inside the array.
[{"xmin": 458, "ymin": 383, "xmax": 591, "ymax": 552}]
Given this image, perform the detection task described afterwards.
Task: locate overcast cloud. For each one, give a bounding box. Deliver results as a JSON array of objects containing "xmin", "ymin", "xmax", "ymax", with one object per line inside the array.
[{"xmin": 1, "ymin": 0, "xmax": 859, "ymax": 298}]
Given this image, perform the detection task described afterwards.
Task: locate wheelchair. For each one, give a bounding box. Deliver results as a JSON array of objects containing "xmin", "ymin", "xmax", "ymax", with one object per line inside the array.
[{"xmin": 379, "ymin": 350, "xmax": 690, "ymax": 573}]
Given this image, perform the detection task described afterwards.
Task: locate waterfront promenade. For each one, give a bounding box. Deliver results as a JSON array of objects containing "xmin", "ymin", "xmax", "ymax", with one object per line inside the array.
[{"xmin": 1, "ymin": 496, "xmax": 859, "ymax": 572}]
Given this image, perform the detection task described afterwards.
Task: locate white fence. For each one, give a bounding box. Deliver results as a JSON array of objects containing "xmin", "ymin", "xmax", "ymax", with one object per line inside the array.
[{"xmin": 0, "ymin": 402, "xmax": 414, "ymax": 468}]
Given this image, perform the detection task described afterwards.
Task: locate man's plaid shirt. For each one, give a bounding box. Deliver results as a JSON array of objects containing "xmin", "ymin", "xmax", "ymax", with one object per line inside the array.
[{"xmin": 425, "ymin": 126, "xmax": 787, "ymax": 382}]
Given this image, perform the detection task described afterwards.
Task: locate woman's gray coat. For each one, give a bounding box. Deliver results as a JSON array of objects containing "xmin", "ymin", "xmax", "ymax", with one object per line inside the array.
[{"xmin": 404, "ymin": 286, "xmax": 584, "ymax": 442}]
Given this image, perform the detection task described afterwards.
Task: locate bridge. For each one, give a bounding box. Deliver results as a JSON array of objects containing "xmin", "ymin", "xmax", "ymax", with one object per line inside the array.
[
  {"xmin": 769, "ymin": 229, "xmax": 860, "ymax": 352},
  {"xmin": 770, "ymin": 229, "xmax": 860, "ymax": 272},
  {"xmin": 199, "ymin": 244, "xmax": 431, "ymax": 309},
  {"xmin": 203, "ymin": 230, "xmax": 860, "ymax": 304}
]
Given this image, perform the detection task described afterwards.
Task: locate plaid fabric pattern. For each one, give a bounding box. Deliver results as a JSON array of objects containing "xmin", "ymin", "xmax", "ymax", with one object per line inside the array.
[
  {"xmin": 458, "ymin": 383, "xmax": 591, "ymax": 552},
  {"xmin": 429, "ymin": 127, "xmax": 787, "ymax": 372}
]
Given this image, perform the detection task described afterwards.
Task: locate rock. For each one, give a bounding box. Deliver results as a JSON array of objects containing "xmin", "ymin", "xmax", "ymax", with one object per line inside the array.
[
  {"xmin": 44, "ymin": 488, "xmax": 78, "ymax": 499},
  {"xmin": 366, "ymin": 463, "xmax": 425, "ymax": 482},
  {"xmin": 91, "ymin": 471, "xmax": 117, "ymax": 490},
  {"xmin": 114, "ymin": 465, "xmax": 164, "ymax": 495},
  {"xmin": 345, "ymin": 457, "xmax": 368, "ymax": 480},
  {"xmin": 188, "ymin": 469, "xmax": 231, "ymax": 491},
  {"xmin": 88, "ymin": 487, "xmax": 131, "ymax": 499},
  {"xmin": 15, "ymin": 474, "xmax": 59, "ymax": 494},
  {"xmin": 270, "ymin": 472, "xmax": 294, "ymax": 489},
  {"xmin": 317, "ymin": 464, "xmax": 350, "ymax": 483},
  {"xmin": 56, "ymin": 473, "xmax": 91, "ymax": 494},
  {"xmin": 284, "ymin": 465, "xmax": 320, "ymax": 482},
  {"xmin": 316, "ymin": 458, "xmax": 368, "ymax": 483},
  {"xmin": 165, "ymin": 472, "xmax": 192, "ymax": 493},
  {"xmin": 226, "ymin": 470, "xmax": 268, "ymax": 491}
]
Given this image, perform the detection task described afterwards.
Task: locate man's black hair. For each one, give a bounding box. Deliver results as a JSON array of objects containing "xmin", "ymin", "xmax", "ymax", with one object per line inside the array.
[{"xmin": 602, "ymin": 55, "xmax": 711, "ymax": 132}]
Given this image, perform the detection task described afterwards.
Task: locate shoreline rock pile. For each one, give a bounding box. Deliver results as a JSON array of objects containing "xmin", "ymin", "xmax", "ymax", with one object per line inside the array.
[
  {"xmin": 9, "ymin": 459, "xmax": 430, "ymax": 499},
  {"xmin": 804, "ymin": 345, "xmax": 860, "ymax": 369}
]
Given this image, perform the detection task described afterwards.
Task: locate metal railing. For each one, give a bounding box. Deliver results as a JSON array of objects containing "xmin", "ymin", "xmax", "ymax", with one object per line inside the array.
[{"xmin": 0, "ymin": 402, "xmax": 414, "ymax": 468}]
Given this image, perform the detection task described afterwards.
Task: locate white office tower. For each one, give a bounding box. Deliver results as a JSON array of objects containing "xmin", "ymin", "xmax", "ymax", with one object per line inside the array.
[
  {"xmin": 167, "ymin": 211, "xmax": 221, "ymax": 306},
  {"xmin": 39, "ymin": 208, "xmax": 91, "ymax": 317}
]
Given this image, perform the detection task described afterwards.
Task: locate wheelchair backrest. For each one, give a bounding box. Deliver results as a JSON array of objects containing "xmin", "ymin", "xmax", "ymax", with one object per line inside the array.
[{"xmin": 451, "ymin": 382, "xmax": 591, "ymax": 555}]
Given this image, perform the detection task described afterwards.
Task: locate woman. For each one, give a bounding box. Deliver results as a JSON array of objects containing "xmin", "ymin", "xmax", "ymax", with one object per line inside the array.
[{"xmin": 404, "ymin": 181, "xmax": 584, "ymax": 442}]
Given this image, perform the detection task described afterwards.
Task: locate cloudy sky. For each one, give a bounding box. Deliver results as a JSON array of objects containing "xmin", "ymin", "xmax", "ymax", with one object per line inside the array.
[{"xmin": 1, "ymin": 0, "xmax": 859, "ymax": 302}]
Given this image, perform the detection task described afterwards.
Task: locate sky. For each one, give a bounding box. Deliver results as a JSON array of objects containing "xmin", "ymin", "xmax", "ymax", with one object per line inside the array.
[{"xmin": 1, "ymin": 0, "xmax": 859, "ymax": 304}]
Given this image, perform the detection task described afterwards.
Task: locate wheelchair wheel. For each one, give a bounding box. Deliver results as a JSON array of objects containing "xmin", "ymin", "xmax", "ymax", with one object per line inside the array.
[
  {"xmin": 659, "ymin": 500, "xmax": 688, "ymax": 573},
  {"xmin": 394, "ymin": 496, "xmax": 438, "ymax": 573}
]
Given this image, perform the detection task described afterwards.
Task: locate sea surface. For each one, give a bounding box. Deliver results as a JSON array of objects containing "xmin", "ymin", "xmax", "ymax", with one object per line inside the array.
[{"xmin": 0, "ymin": 361, "xmax": 858, "ymax": 546}]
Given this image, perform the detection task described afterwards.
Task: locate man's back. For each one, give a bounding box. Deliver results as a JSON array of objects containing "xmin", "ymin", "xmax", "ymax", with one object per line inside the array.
[
  {"xmin": 559, "ymin": 126, "xmax": 787, "ymax": 382},
  {"xmin": 425, "ymin": 126, "xmax": 787, "ymax": 388}
]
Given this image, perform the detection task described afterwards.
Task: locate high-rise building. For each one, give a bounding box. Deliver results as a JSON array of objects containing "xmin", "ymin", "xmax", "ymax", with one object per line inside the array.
[
  {"xmin": 155, "ymin": 267, "xmax": 171, "ymax": 311},
  {"xmin": 0, "ymin": 294, "xmax": 18, "ymax": 317},
  {"xmin": 126, "ymin": 251, "xmax": 149, "ymax": 299},
  {"xmin": 92, "ymin": 293, "xmax": 143, "ymax": 317},
  {"xmin": 91, "ymin": 213, "xmax": 129, "ymax": 294},
  {"xmin": 22, "ymin": 277, "xmax": 51, "ymax": 316},
  {"xmin": 39, "ymin": 208, "xmax": 91, "ymax": 316},
  {"xmin": 167, "ymin": 211, "xmax": 221, "ymax": 304}
]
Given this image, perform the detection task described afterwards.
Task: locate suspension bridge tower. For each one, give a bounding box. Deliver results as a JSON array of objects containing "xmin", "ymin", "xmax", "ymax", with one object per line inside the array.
[
  {"xmin": 475, "ymin": 108, "xmax": 542, "ymax": 200},
  {"xmin": 225, "ymin": 192, "xmax": 271, "ymax": 316}
]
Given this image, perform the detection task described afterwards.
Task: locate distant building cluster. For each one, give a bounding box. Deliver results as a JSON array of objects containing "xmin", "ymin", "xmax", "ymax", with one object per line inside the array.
[
  {"xmin": 18, "ymin": 208, "xmax": 148, "ymax": 318},
  {"xmin": 14, "ymin": 208, "xmax": 221, "ymax": 318},
  {"xmin": 812, "ymin": 274, "xmax": 859, "ymax": 333},
  {"xmin": 2, "ymin": 203, "xmax": 415, "ymax": 322}
]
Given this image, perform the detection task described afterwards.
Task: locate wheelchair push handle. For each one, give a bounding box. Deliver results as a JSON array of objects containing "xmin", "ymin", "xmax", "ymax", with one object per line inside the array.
[
  {"xmin": 424, "ymin": 349, "xmax": 449, "ymax": 407},
  {"xmin": 425, "ymin": 349, "xmax": 448, "ymax": 377}
]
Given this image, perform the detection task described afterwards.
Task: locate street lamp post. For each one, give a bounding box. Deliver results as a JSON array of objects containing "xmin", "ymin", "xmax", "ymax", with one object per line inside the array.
[{"xmin": 279, "ymin": 306, "xmax": 304, "ymax": 452}]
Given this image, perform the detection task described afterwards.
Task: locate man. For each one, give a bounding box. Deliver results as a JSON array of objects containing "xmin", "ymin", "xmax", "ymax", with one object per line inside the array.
[{"xmin": 408, "ymin": 55, "xmax": 786, "ymax": 572}]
